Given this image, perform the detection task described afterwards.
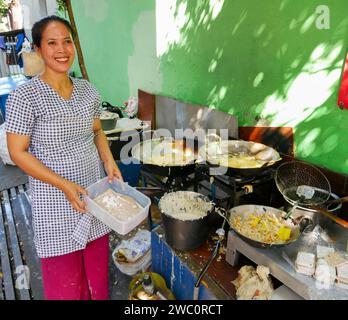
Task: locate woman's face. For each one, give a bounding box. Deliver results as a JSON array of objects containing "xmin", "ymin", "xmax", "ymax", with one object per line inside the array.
[{"xmin": 37, "ymin": 21, "xmax": 75, "ymax": 74}]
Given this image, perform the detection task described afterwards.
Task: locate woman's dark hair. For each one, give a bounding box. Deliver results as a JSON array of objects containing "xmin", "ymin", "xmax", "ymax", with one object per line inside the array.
[{"xmin": 32, "ymin": 15, "xmax": 74, "ymax": 47}]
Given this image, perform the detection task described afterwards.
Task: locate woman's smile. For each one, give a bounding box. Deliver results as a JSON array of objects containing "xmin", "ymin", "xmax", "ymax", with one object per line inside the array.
[{"xmin": 37, "ymin": 21, "xmax": 75, "ymax": 74}]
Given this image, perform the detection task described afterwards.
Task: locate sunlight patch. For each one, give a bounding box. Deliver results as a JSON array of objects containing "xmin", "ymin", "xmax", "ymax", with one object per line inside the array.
[
  {"xmin": 209, "ymin": 0, "xmax": 225, "ymax": 20},
  {"xmin": 253, "ymin": 72, "xmax": 264, "ymax": 87},
  {"xmin": 208, "ymin": 59, "xmax": 218, "ymax": 72},
  {"xmin": 298, "ymin": 128, "xmax": 321, "ymax": 157},
  {"xmin": 254, "ymin": 24, "xmax": 266, "ymax": 37},
  {"xmin": 156, "ymin": 0, "xmax": 189, "ymax": 57},
  {"xmin": 322, "ymin": 135, "xmax": 339, "ymax": 152},
  {"xmin": 219, "ymin": 87, "xmax": 227, "ymax": 99},
  {"xmin": 300, "ymin": 15, "xmax": 316, "ymax": 34},
  {"xmin": 232, "ymin": 11, "xmax": 247, "ymax": 35},
  {"xmin": 258, "ymin": 42, "xmax": 343, "ymax": 127}
]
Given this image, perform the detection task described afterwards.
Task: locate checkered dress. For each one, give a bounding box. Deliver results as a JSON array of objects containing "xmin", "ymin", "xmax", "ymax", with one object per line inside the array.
[{"xmin": 5, "ymin": 76, "xmax": 111, "ymax": 258}]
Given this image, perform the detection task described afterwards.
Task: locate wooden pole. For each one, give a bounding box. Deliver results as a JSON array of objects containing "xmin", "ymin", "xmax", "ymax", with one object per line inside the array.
[{"xmin": 65, "ymin": 0, "xmax": 89, "ymax": 81}]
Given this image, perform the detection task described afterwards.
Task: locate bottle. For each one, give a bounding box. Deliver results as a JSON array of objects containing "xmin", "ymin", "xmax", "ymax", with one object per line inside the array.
[{"xmin": 142, "ymin": 274, "xmax": 155, "ymax": 295}]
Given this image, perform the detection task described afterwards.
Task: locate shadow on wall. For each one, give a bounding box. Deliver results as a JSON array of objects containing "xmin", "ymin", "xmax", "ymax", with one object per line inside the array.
[{"xmin": 156, "ymin": 0, "xmax": 348, "ymax": 174}]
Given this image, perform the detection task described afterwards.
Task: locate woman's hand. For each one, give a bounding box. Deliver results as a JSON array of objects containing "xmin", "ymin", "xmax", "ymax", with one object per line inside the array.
[
  {"xmin": 61, "ymin": 180, "xmax": 88, "ymax": 214},
  {"xmin": 104, "ymin": 158, "xmax": 124, "ymax": 183}
]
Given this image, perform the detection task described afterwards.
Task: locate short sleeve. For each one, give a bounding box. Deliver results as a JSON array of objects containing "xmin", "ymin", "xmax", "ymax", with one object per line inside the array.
[
  {"xmin": 5, "ymin": 90, "xmax": 34, "ymax": 136},
  {"xmin": 82, "ymin": 79, "xmax": 102, "ymax": 119},
  {"xmin": 94, "ymin": 92, "xmax": 102, "ymax": 118}
]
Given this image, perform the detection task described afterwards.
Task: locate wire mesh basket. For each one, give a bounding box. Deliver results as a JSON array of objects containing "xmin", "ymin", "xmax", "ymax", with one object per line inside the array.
[{"xmin": 275, "ymin": 161, "xmax": 331, "ymax": 207}]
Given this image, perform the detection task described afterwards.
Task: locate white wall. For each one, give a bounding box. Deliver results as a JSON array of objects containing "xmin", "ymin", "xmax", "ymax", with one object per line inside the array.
[
  {"xmin": 21, "ymin": 0, "xmax": 57, "ymax": 41},
  {"xmin": 45, "ymin": 0, "xmax": 58, "ymax": 16}
]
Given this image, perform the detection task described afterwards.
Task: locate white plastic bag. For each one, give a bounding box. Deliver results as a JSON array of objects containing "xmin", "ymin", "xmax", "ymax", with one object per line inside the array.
[
  {"xmin": 112, "ymin": 230, "xmax": 151, "ymax": 276},
  {"xmin": 124, "ymin": 96, "xmax": 138, "ymax": 118},
  {"xmin": 0, "ymin": 124, "xmax": 15, "ymax": 166}
]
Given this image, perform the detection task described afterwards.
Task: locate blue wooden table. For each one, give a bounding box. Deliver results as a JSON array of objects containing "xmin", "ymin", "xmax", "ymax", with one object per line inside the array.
[
  {"xmin": 151, "ymin": 226, "xmax": 234, "ymax": 300},
  {"xmin": 0, "ymin": 75, "xmax": 28, "ymax": 121}
]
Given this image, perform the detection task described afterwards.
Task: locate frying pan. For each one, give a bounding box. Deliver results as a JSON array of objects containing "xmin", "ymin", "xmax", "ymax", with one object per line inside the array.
[
  {"xmin": 131, "ymin": 137, "xmax": 197, "ymax": 177},
  {"xmin": 217, "ymin": 204, "xmax": 311, "ymax": 248},
  {"xmin": 200, "ymin": 140, "xmax": 282, "ymax": 177}
]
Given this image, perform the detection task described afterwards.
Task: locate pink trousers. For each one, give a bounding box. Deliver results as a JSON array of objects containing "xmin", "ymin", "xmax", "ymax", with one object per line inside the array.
[{"xmin": 40, "ymin": 234, "xmax": 109, "ymax": 300}]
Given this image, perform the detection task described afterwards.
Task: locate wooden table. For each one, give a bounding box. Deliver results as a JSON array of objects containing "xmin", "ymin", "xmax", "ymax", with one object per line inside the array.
[{"xmin": 151, "ymin": 225, "xmax": 238, "ymax": 300}]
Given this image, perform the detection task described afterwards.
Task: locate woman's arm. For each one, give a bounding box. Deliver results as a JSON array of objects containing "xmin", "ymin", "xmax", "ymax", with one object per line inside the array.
[
  {"xmin": 7, "ymin": 133, "xmax": 88, "ymax": 213},
  {"xmin": 93, "ymin": 118, "xmax": 123, "ymax": 182}
]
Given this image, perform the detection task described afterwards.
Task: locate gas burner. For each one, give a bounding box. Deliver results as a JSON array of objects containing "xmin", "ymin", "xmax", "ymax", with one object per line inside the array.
[
  {"xmin": 140, "ymin": 164, "xmax": 196, "ymax": 192},
  {"xmin": 194, "ymin": 165, "xmax": 277, "ymax": 209},
  {"xmin": 216, "ymin": 174, "xmax": 255, "ymax": 185},
  {"xmin": 139, "ymin": 162, "xmax": 278, "ymax": 210}
]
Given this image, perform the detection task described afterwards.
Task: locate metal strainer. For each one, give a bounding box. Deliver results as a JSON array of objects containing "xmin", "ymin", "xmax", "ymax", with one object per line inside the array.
[{"xmin": 275, "ymin": 161, "xmax": 331, "ymax": 218}]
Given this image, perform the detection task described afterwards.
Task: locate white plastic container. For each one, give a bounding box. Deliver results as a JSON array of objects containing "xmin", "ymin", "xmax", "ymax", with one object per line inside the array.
[{"xmin": 85, "ymin": 177, "xmax": 151, "ymax": 235}]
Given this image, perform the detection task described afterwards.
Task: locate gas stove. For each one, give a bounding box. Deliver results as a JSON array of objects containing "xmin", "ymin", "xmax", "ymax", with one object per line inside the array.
[
  {"xmin": 140, "ymin": 164, "xmax": 196, "ymax": 192},
  {"xmin": 193, "ymin": 164, "xmax": 280, "ymax": 210},
  {"xmin": 138, "ymin": 162, "xmax": 283, "ymax": 213}
]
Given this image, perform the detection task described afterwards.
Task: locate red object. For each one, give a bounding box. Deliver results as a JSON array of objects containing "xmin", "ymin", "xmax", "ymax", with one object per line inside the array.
[
  {"xmin": 338, "ymin": 52, "xmax": 348, "ymax": 109},
  {"xmin": 40, "ymin": 234, "xmax": 109, "ymax": 300}
]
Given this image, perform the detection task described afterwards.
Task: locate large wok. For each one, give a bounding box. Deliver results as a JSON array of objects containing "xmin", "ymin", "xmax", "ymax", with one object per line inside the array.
[
  {"xmin": 131, "ymin": 137, "xmax": 197, "ymax": 177},
  {"xmin": 217, "ymin": 204, "xmax": 311, "ymax": 248},
  {"xmin": 200, "ymin": 140, "xmax": 282, "ymax": 177}
]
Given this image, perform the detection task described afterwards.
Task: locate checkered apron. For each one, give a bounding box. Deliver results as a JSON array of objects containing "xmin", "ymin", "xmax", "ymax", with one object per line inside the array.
[{"xmin": 5, "ymin": 76, "xmax": 111, "ymax": 258}]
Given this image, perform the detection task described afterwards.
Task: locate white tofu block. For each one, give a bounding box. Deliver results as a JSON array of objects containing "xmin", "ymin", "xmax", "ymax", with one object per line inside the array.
[
  {"xmin": 336, "ymin": 263, "xmax": 348, "ymax": 280},
  {"xmin": 316, "ymin": 279, "xmax": 335, "ymax": 288},
  {"xmin": 325, "ymin": 252, "xmax": 347, "ymax": 267},
  {"xmin": 336, "ymin": 281, "xmax": 348, "ymax": 290},
  {"xmin": 316, "ymin": 262, "xmax": 335, "ymax": 276},
  {"xmin": 295, "ymin": 264, "xmax": 315, "ymax": 276},
  {"xmin": 314, "ymin": 263, "xmax": 336, "ymax": 285},
  {"xmin": 316, "ymin": 245, "xmax": 334, "ymax": 259},
  {"xmin": 316, "ymin": 258, "xmax": 328, "ymax": 265},
  {"xmin": 296, "ymin": 252, "xmax": 316, "ymax": 269}
]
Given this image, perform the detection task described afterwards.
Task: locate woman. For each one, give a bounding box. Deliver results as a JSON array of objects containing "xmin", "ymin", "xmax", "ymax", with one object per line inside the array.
[{"xmin": 5, "ymin": 16, "xmax": 122, "ymax": 300}]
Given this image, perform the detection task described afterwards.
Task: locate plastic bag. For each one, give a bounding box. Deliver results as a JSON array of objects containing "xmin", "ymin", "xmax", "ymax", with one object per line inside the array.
[
  {"xmin": 112, "ymin": 230, "xmax": 151, "ymax": 276},
  {"xmin": 282, "ymin": 225, "xmax": 334, "ymax": 269},
  {"xmin": 114, "ymin": 229, "xmax": 151, "ymax": 263},
  {"xmin": 0, "ymin": 124, "xmax": 15, "ymax": 166},
  {"xmin": 123, "ymin": 96, "xmax": 138, "ymax": 118},
  {"xmin": 233, "ymin": 265, "xmax": 274, "ymax": 300},
  {"xmin": 21, "ymin": 51, "xmax": 45, "ymax": 77},
  {"xmin": 281, "ymin": 225, "xmax": 348, "ymax": 293}
]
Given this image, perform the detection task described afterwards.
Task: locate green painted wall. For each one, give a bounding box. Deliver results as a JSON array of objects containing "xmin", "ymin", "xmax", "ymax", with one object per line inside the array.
[{"xmin": 71, "ymin": 0, "xmax": 348, "ymax": 175}]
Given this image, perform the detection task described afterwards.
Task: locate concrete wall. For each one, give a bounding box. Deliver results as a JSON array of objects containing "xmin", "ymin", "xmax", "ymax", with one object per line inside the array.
[{"xmin": 70, "ymin": 0, "xmax": 348, "ymax": 175}]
